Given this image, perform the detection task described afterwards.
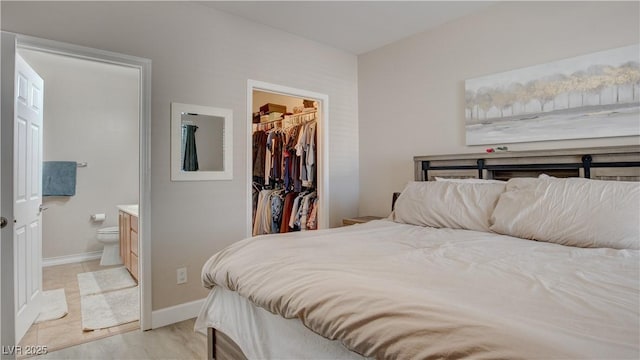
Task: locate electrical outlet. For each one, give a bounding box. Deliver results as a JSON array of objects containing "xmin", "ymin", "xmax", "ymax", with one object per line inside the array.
[{"xmin": 177, "ymin": 267, "xmax": 187, "ymax": 284}]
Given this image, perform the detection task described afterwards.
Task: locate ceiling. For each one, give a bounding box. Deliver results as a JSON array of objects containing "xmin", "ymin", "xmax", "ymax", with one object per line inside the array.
[{"xmin": 201, "ymin": 1, "xmax": 496, "ymax": 55}]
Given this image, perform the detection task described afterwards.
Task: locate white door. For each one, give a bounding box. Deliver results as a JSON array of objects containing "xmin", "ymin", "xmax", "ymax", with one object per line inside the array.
[{"xmin": 13, "ymin": 54, "xmax": 43, "ymax": 343}]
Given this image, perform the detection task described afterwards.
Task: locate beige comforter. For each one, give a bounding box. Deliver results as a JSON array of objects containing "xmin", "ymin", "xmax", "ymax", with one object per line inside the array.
[{"xmin": 202, "ymin": 220, "xmax": 639, "ymax": 359}]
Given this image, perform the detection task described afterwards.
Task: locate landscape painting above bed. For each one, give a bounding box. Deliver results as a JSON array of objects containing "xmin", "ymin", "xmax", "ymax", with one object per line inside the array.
[{"xmin": 465, "ymin": 44, "xmax": 640, "ymax": 145}]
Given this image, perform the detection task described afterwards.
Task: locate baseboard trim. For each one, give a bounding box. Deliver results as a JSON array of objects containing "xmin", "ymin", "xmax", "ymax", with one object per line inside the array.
[
  {"xmin": 151, "ymin": 298, "xmax": 205, "ymax": 329},
  {"xmin": 42, "ymin": 251, "xmax": 103, "ymax": 267}
]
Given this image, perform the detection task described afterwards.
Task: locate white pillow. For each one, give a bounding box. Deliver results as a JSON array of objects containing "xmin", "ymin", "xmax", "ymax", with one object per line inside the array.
[
  {"xmin": 393, "ymin": 181, "xmax": 506, "ymax": 232},
  {"xmin": 435, "ymin": 177, "xmax": 505, "ymax": 184},
  {"xmin": 490, "ymin": 177, "xmax": 640, "ymax": 249},
  {"xmin": 538, "ymin": 173, "xmax": 555, "ymax": 179}
]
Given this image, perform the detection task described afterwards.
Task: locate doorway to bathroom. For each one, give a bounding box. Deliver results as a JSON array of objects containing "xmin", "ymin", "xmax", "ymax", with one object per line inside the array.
[{"xmin": 5, "ymin": 39, "xmax": 148, "ymax": 352}]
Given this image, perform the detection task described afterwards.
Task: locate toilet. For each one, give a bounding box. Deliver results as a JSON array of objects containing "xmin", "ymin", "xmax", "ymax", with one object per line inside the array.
[{"xmin": 97, "ymin": 227, "xmax": 122, "ymax": 266}]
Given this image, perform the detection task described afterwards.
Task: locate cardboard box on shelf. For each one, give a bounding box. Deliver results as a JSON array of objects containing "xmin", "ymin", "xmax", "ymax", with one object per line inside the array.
[{"xmin": 259, "ymin": 103, "xmax": 286, "ymax": 115}]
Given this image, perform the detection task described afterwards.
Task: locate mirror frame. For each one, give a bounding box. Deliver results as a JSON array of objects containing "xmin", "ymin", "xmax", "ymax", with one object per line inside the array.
[{"xmin": 171, "ymin": 102, "xmax": 233, "ymax": 181}]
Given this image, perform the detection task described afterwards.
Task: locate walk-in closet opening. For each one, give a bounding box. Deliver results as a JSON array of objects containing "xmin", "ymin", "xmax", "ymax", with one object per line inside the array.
[{"xmin": 250, "ymin": 86, "xmax": 328, "ymax": 236}]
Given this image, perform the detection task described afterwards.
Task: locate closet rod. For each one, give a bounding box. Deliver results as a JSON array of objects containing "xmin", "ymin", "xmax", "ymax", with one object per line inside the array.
[
  {"xmin": 254, "ymin": 117, "xmax": 317, "ymax": 132},
  {"xmin": 257, "ymin": 110, "xmax": 317, "ymax": 125},
  {"xmin": 257, "ymin": 117, "xmax": 284, "ymax": 125},
  {"xmin": 260, "ymin": 116, "xmax": 316, "ymax": 127},
  {"xmin": 288, "ymin": 109, "xmax": 317, "ymax": 116}
]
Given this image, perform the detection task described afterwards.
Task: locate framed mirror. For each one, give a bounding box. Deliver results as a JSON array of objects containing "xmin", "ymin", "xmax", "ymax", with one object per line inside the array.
[{"xmin": 171, "ymin": 102, "xmax": 233, "ymax": 181}]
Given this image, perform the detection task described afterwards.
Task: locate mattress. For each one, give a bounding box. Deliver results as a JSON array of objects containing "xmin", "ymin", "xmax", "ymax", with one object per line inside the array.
[
  {"xmin": 200, "ymin": 220, "xmax": 640, "ymax": 359},
  {"xmin": 194, "ymin": 286, "xmax": 369, "ymax": 360}
]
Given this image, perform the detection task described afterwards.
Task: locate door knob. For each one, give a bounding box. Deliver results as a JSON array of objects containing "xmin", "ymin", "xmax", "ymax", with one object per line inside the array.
[
  {"xmin": 38, "ymin": 204, "xmax": 49, "ymax": 214},
  {"xmin": 0, "ymin": 217, "xmax": 7, "ymax": 229}
]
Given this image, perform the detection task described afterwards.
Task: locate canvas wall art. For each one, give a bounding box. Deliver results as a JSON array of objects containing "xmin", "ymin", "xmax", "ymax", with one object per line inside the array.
[{"xmin": 465, "ymin": 44, "xmax": 640, "ymax": 145}]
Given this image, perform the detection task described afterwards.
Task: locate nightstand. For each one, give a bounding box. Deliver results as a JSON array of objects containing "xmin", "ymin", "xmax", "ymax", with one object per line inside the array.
[{"xmin": 342, "ymin": 216, "xmax": 383, "ymax": 226}]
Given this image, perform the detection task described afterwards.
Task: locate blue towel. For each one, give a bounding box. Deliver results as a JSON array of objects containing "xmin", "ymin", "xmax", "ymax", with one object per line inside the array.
[{"xmin": 43, "ymin": 161, "xmax": 77, "ymax": 196}]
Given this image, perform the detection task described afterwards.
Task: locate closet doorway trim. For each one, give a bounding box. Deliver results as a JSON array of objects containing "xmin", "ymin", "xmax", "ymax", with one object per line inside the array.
[{"xmin": 246, "ymin": 80, "xmax": 329, "ymax": 237}]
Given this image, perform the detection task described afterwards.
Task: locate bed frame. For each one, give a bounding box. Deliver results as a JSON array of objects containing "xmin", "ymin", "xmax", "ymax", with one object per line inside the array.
[
  {"xmin": 207, "ymin": 328, "xmax": 247, "ymax": 360},
  {"xmin": 414, "ymin": 145, "xmax": 640, "ymax": 181},
  {"xmin": 207, "ymin": 144, "xmax": 640, "ymax": 360}
]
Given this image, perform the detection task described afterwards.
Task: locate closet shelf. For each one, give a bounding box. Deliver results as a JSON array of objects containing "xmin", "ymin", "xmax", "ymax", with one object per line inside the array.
[{"xmin": 256, "ymin": 109, "xmax": 317, "ymax": 125}]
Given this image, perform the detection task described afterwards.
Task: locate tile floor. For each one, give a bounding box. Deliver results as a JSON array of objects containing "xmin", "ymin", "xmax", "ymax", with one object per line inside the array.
[{"xmin": 19, "ymin": 259, "xmax": 140, "ymax": 357}]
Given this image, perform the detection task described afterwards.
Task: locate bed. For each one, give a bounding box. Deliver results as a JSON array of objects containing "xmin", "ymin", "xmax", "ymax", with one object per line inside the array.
[{"xmin": 195, "ymin": 146, "xmax": 640, "ymax": 360}]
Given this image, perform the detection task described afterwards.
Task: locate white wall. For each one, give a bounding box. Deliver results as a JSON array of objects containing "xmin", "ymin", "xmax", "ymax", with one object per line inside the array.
[
  {"xmin": 18, "ymin": 49, "xmax": 139, "ymax": 259},
  {"xmin": 1, "ymin": 1, "xmax": 359, "ymax": 310},
  {"xmin": 358, "ymin": 1, "xmax": 640, "ymax": 217}
]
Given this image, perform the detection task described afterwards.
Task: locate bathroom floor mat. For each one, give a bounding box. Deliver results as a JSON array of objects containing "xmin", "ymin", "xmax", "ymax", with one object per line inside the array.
[
  {"xmin": 77, "ymin": 267, "xmax": 136, "ymax": 297},
  {"xmin": 81, "ymin": 286, "xmax": 139, "ymax": 331},
  {"xmin": 35, "ymin": 288, "xmax": 68, "ymax": 323}
]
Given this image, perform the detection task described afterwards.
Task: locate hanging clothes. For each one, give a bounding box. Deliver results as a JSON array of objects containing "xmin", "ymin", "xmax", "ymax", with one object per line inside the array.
[
  {"xmin": 253, "ymin": 131, "xmax": 267, "ymax": 183},
  {"xmin": 271, "ymin": 191, "xmax": 284, "ymax": 234},
  {"xmin": 307, "ymin": 198, "xmax": 318, "ymax": 230},
  {"xmin": 265, "ymin": 131, "xmax": 274, "ymax": 183},
  {"xmin": 182, "ymin": 125, "xmax": 199, "ymax": 171},
  {"xmin": 272, "ymin": 133, "xmax": 284, "ymax": 181},
  {"xmin": 299, "ymin": 191, "xmax": 317, "ymax": 231},
  {"xmin": 303, "ymin": 122, "xmax": 317, "ymax": 188},
  {"xmin": 253, "ymin": 189, "xmax": 275, "ymax": 236},
  {"xmin": 289, "ymin": 192, "xmax": 305, "ymax": 231},
  {"xmin": 252, "ymin": 110, "xmax": 319, "ymax": 235},
  {"xmin": 280, "ymin": 192, "xmax": 297, "ymax": 233}
]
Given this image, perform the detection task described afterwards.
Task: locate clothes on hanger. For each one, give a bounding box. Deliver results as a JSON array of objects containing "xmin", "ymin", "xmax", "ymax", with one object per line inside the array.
[
  {"xmin": 252, "ymin": 115, "xmax": 317, "ymax": 189},
  {"xmin": 280, "ymin": 191, "xmax": 298, "ymax": 233},
  {"xmin": 252, "ymin": 111, "xmax": 319, "ymax": 234},
  {"xmin": 253, "ymin": 189, "xmax": 274, "ymax": 236},
  {"xmin": 253, "ymin": 131, "xmax": 267, "ymax": 183},
  {"xmin": 287, "ymin": 191, "xmax": 317, "ymax": 231},
  {"xmin": 252, "ymin": 188, "xmax": 317, "ymax": 235}
]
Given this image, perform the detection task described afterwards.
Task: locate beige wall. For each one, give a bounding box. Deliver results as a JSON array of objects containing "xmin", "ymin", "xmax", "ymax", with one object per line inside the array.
[
  {"xmin": 358, "ymin": 1, "xmax": 640, "ymax": 217},
  {"xmin": 18, "ymin": 49, "xmax": 139, "ymax": 259},
  {"xmin": 1, "ymin": 1, "xmax": 359, "ymax": 310}
]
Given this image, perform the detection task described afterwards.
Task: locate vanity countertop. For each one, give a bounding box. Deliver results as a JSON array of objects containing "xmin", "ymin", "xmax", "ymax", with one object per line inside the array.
[{"xmin": 117, "ymin": 204, "xmax": 138, "ymax": 217}]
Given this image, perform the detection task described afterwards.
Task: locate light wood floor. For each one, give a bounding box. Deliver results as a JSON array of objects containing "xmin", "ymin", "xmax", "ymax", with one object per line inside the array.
[
  {"xmin": 36, "ymin": 319, "xmax": 206, "ymax": 359},
  {"xmin": 19, "ymin": 259, "xmax": 139, "ymax": 356}
]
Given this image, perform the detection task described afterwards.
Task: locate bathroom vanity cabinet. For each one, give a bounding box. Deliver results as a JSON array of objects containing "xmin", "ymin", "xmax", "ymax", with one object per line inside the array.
[{"xmin": 118, "ymin": 209, "xmax": 139, "ymax": 282}]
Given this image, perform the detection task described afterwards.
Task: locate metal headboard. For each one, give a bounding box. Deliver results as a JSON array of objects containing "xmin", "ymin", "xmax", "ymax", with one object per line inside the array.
[{"xmin": 413, "ymin": 146, "xmax": 640, "ymax": 182}]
